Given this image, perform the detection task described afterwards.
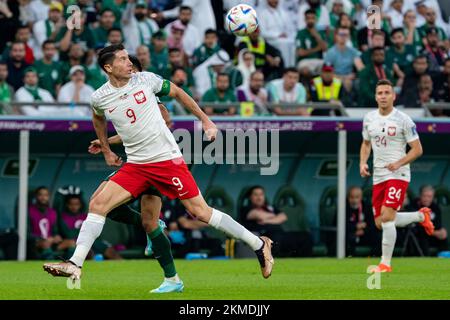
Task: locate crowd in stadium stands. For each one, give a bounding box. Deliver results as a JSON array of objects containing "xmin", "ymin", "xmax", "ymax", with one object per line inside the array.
[
  {"xmin": 0, "ymin": 182, "xmax": 447, "ymax": 260},
  {"xmin": 0, "ymin": 0, "xmax": 449, "ymax": 116}
]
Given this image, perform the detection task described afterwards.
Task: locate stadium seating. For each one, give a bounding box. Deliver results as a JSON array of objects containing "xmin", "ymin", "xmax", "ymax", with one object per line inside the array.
[{"xmin": 273, "ymin": 185, "xmax": 309, "ymax": 233}]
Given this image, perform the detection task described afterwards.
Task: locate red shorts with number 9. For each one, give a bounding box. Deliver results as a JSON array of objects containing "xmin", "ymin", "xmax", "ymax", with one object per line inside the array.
[
  {"xmin": 110, "ymin": 157, "xmax": 200, "ymax": 200},
  {"xmin": 372, "ymin": 179, "xmax": 409, "ymax": 218}
]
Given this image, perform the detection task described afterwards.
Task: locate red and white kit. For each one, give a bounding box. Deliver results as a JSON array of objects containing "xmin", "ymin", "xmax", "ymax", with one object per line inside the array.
[
  {"xmin": 91, "ymin": 72, "xmax": 199, "ymax": 200},
  {"xmin": 362, "ymin": 108, "xmax": 420, "ymax": 218}
]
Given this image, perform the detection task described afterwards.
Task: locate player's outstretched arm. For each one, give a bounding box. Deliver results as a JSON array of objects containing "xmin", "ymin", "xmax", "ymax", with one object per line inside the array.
[
  {"xmin": 167, "ymin": 82, "xmax": 218, "ymax": 141},
  {"xmin": 385, "ymin": 139, "xmax": 423, "ymax": 172},
  {"xmin": 359, "ymin": 139, "xmax": 372, "ymax": 177},
  {"xmin": 92, "ymin": 112, "xmax": 123, "ymax": 166}
]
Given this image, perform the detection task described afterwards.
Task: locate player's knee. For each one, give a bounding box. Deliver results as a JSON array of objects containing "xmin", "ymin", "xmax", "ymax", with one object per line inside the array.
[
  {"xmin": 88, "ymin": 197, "xmax": 107, "ymax": 215},
  {"xmin": 380, "ymin": 212, "xmax": 395, "ymax": 223},
  {"xmin": 192, "ymin": 205, "xmax": 213, "ymax": 223},
  {"xmin": 142, "ymin": 219, "xmax": 158, "ymax": 233}
]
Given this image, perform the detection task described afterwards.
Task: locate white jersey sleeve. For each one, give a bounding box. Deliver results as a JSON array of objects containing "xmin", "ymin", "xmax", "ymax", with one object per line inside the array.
[
  {"xmin": 91, "ymin": 92, "xmax": 104, "ymax": 116},
  {"xmin": 362, "ymin": 114, "xmax": 370, "ymax": 141},
  {"xmin": 403, "ymin": 115, "xmax": 419, "ymax": 143},
  {"xmin": 139, "ymin": 71, "xmax": 171, "ymax": 96}
]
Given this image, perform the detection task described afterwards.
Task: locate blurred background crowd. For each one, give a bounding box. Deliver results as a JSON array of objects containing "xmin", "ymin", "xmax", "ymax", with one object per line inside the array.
[{"xmin": 0, "ymin": 0, "xmax": 450, "ymax": 116}]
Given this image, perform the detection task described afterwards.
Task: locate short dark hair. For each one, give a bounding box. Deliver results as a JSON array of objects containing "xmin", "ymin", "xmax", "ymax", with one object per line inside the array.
[
  {"xmin": 171, "ymin": 66, "xmax": 186, "ymax": 77},
  {"xmin": 42, "ymin": 39, "xmax": 56, "ymax": 49},
  {"xmin": 371, "ymin": 29, "xmax": 385, "ymax": 38},
  {"xmin": 180, "ymin": 5, "xmax": 192, "ymax": 12},
  {"xmin": 108, "ymin": 27, "xmax": 122, "ymax": 36},
  {"xmin": 128, "ymin": 55, "xmax": 142, "ymax": 72},
  {"xmin": 35, "ymin": 186, "xmax": 49, "ymax": 196},
  {"xmin": 205, "ymin": 29, "xmax": 217, "ymax": 36},
  {"xmin": 98, "ymin": 44, "xmax": 125, "ymax": 72},
  {"xmin": 414, "ymin": 54, "xmax": 428, "ymax": 62},
  {"xmin": 100, "ymin": 8, "xmax": 114, "ymax": 16},
  {"xmin": 390, "ymin": 27, "xmax": 404, "ymax": 38},
  {"xmin": 283, "ymin": 67, "xmax": 299, "ymax": 75},
  {"xmin": 217, "ymin": 72, "xmax": 229, "ymax": 79},
  {"xmin": 168, "ymin": 47, "xmax": 181, "ymax": 54},
  {"xmin": 250, "ymin": 70, "xmax": 264, "ymax": 79},
  {"xmin": 10, "ymin": 41, "xmax": 25, "ymax": 50},
  {"xmin": 371, "ymin": 46, "xmax": 385, "ymax": 54},
  {"xmin": 305, "ymin": 9, "xmax": 316, "ymax": 16},
  {"xmin": 376, "ymin": 79, "xmax": 394, "ymax": 89}
]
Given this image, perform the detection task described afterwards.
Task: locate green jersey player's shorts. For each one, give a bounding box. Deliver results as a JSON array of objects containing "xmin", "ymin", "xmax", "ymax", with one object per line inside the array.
[{"xmin": 104, "ymin": 170, "xmax": 162, "ymax": 198}]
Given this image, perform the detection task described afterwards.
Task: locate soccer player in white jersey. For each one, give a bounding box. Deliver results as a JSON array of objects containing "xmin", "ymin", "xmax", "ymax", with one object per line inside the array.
[
  {"xmin": 43, "ymin": 44, "xmax": 274, "ymax": 284},
  {"xmin": 360, "ymin": 79, "xmax": 435, "ymax": 273}
]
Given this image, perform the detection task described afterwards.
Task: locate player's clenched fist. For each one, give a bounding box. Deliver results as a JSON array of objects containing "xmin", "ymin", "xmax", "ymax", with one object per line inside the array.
[
  {"xmin": 203, "ymin": 119, "xmax": 218, "ymax": 141},
  {"xmin": 385, "ymin": 162, "xmax": 401, "ymax": 172},
  {"xmin": 360, "ymin": 163, "xmax": 371, "ymax": 177},
  {"xmin": 88, "ymin": 139, "xmax": 102, "ymax": 154},
  {"xmin": 104, "ymin": 150, "xmax": 123, "ymax": 167}
]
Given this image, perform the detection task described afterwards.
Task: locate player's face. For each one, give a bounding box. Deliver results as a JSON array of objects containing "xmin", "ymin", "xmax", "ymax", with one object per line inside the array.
[
  {"xmin": 375, "ymin": 85, "xmax": 395, "ymax": 110},
  {"xmin": 109, "ymin": 50, "xmax": 133, "ymax": 78}
]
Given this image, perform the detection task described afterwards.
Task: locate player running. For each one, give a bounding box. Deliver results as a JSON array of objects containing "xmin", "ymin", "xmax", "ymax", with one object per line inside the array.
[
  {"xmin": 43, "ymin": 44, "xmax": 273, "ymax": 284},
  {"xmin": 360, "ymin": 79, "xmax": 434, "ymax": 273}
]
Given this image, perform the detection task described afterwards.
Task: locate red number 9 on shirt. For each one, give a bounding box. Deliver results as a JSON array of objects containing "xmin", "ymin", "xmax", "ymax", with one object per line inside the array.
[{"xmin": 126, "ymin": 108, "xmax": 136, "ymax": 124}]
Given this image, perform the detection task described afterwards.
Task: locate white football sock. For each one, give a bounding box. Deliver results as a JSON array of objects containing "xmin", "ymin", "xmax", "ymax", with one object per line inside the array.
[
  {"xmin": 395, "ymin": 211, "xmax": 423, "ymax": 227},
  {"xmin": 381, "ymin": 221, "xmax": 397, "ymax": 267},
  {"xmin": 208, "ymin": 208, "xmax": 263, "ymax": 251},
  {"xmin": 166, "ymin": 274, "xmax": 181, "ymax": 283},
  {"xmin": 70, "ymin": 213, "xmax": 106, "ymax": 267}
]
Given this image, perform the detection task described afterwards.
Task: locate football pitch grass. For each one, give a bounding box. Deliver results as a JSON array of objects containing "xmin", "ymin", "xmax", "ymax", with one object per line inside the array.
[{"xmin": 0, "ymin": 258, "xmax": 449, "ymax": 300}]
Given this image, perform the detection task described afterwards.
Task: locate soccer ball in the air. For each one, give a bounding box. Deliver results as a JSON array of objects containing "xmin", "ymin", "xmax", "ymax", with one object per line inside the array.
[{"xmin": 226, "ymin": 4, "xmax": 259, "ymax": 36}]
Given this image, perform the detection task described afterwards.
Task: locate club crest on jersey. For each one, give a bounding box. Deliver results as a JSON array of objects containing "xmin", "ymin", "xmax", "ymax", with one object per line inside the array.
[
  {"xmin": 388, "ymin": 126, "xmax": 396, "ymax": 136},
  {"xmin": 133, "ymin": 90, "xmax": 146, "ymax": 104}
]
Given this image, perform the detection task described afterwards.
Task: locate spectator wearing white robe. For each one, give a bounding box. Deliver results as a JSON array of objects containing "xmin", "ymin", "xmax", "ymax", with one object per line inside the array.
[
  {"xmin": 258, "ymin": 0, "xmax": 296, "ymax": 67},
  {"xmin": 164, "ymin": 5, "xmax": 201, "ymax": 57}
]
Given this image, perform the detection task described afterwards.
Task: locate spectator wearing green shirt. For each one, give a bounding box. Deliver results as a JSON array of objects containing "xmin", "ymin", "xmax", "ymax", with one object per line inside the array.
[
  {"xmin": 0, "ymin": 62, "xmax": 14, "ymax": 115},
  {"xmin": 160, "ymin": 48, "xmax": 195, "ymax": 94},
  {"xmin": 149, "ymin": 30, "xmax": 169, "ymax": 74},
  {"xmin": 106, "ymin": 27, "xmax": 124, "ymax": 46},
  {"xmin": 56, "ymin": 10, "xmax": 96, "ymax": 53},
  {"xmin": 417, "ymin": 7, "xmax": 449, "ymax": 48},
  {"xmin": 59, "ymin": 43, "xmax": 87, "ymax": 84},
  {"xmin": 386, "ymin": 28, "xmax": 417, "ymax": 76},
  {"xmin": 192, "ymin": 29, "xmax": 220, "ymax": 68},
  {"xmin": 201, "ymin": 73, "xmax": 237, "ymax": 116},
  {"xmin": 33, "ymin": 40, "xmax": 62, "ymax": 98},
  {"xmin": 357, "ymin": 47, "xmax": 396, "ymax": 107},
  {"xmin": 296, "ymin": 9, "xmax": 328, "ymax": 73},
  {"xmin": 92, "ymin": 9, "xmax": 119, "ymax": 47},
  {"xmin": 403, "ymin": 9, "xmax": 424, "ymax": 55},
  {"xmin": 361, "ymin": 30, "xmax": 387, "ymax": 66}
]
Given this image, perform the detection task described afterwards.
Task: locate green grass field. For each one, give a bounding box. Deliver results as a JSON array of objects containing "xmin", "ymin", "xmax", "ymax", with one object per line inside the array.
[{"xmin": 0, "ymin": 258, "xmax": 449, "ymax": 300}]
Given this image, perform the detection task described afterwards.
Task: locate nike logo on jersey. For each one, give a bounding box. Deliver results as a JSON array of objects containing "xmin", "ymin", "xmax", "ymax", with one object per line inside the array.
[
  {"xmin": 179, "ymin": 191, "xmax": 188, "ymax": 197},
  {"xmin": 108, "ymin": 106, "xmax": 118, "ymax": 113},
  {"xmin": 385, "ymin": 200, "xmax": 396, "ymax": 204}
]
